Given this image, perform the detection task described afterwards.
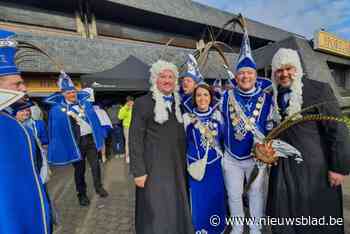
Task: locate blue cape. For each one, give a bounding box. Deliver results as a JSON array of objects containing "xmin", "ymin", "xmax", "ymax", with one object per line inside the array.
[
  {"xmin": 34, "ymin": 120, "xmax": 49, "ymax": 145},
  {"xmin": 46, "ymin": 92, "xmax": 105, "ymax": 165},
  {"xmin": 0, "ymin": 112, "xmax": 51, "ymax": 234},
  {"xmin": 24, "ymin": 119, "xmax": 49, "ymax": 146}
]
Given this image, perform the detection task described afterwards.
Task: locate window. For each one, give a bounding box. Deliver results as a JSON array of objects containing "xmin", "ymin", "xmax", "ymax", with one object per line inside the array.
[{"xmin": 328, "ymin": 62, "xmax": 350, "ymax": 96}]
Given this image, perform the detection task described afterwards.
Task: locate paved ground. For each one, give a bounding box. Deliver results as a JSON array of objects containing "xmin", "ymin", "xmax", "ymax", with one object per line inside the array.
[
  {"xmin": 48, "ymin": 158, "xmax": 350, "ymax": 234},
  {"xmin": 49, "ymin": 158, "xmax": 135, "ymax": 234}
]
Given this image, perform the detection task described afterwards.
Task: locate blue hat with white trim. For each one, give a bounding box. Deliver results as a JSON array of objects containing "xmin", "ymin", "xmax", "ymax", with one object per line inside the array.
[
  {"xmin": 0, "ymin": 29, "xmax": 19, "ymax": 77},
  {"xmin": 179, "ymin": 54, "xmax": 204, "ymax": 84},
  {"xmin": 58, "ymin": 71, "xmax": 75, "ymax": 92},
  {"xmin": 235, "ymin": 30, "xmax": 256, "ymax": 72}
]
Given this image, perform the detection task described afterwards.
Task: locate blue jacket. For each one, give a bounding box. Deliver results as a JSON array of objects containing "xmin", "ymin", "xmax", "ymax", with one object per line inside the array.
[
  {"xmin": 0, "ymin": 111, "xmax": 51, "ymax": 234},
  {"xmin": 222, "ymin": 78, "xmax": 274, "ymax": 160},
  {"xmin": 46, "ymin": 92, "xmax": 105, "ymax": 165}
]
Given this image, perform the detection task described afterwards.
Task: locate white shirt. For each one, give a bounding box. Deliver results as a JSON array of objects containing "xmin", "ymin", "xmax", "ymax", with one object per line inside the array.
[{"xmin": 66, "ymin": 100, "xmax": 92, "ymax": 136}]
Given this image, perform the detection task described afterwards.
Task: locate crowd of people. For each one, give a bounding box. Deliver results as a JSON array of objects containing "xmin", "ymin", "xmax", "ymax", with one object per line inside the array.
[
  {"xmin": 129, "ymin": 29, "xmax": 350, "ymax": 234},
  {"xmin": 1, "ymin": 21, "xmax": 350, "ymax": 234}
]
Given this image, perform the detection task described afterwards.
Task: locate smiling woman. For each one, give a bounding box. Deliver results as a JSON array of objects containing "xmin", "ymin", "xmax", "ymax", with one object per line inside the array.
[{"xmin": 193, "ymin": 84, "xmax": 214, "ymax": 112}]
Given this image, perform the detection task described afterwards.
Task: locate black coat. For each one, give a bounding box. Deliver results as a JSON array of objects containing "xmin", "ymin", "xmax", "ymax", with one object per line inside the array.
[
  {"xmin": 267, "ymin": 78, "xmax": 350, "ymax": 234},
  {"xmin": 129, "ymin": 93, "xmax": 194, "ymax": 234}
]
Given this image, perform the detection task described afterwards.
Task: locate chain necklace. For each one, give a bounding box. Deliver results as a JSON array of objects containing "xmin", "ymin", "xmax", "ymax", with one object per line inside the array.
[
  {"xmin": 228, "ymin": 90, "xmax": 265, "ymax": 141},
  {"xmin": 190, "ymin": 113, "xmax": 218, "ymax": 148}
]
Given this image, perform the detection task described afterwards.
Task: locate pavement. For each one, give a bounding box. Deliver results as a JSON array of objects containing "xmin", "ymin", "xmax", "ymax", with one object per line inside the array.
[
  {"xmin": 48, "ymin": 158, "xmax": 135, "ymax": 234},
  {"xmin": 48, "ymin": 157, "xmax": 350, "ymax": 234}
]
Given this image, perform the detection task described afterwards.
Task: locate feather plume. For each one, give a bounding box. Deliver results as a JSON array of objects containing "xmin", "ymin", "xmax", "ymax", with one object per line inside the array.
[{"xmin": 266, "ymin": 113, "xmax": 347, "ymax": 142}]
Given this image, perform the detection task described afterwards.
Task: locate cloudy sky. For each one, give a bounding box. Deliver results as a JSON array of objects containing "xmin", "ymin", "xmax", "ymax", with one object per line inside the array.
[{"xmin": 193, "ymin": 0, "xmax": 350, "ymax": 40}]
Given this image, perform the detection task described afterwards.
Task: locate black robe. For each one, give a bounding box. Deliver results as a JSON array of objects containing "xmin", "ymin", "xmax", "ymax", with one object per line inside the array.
[
  {"xmin": 129, "ymin": 93, "xmax": 194, "ymax": 234},
  {"xmin": 267, "ymin": 78, "xmax": 350, "ymax": 234}
]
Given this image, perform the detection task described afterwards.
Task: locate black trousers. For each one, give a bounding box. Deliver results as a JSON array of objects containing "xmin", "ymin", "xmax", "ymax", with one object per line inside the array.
[{"xmin": 73, "ymin": 134, "xmax": 102, "ymax": 196}]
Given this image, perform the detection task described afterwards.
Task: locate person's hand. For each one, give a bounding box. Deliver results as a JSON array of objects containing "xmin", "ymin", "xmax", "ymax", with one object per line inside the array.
[
  {"xmin": 134, "ymin": 175, "xmax": 148, "ymax": 188},
  {"xmin": 328, "ymin": 171, "xmax": 346, "ymax": 187}
]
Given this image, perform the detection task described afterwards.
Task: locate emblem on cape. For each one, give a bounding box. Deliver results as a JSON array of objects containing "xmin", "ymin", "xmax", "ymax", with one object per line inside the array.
[{"xmin": 228, "ymin": 90, "xmax": 264, "ymax": 141}]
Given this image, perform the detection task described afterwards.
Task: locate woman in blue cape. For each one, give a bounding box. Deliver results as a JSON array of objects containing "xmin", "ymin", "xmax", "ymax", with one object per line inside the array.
[{"xmin": 183, "ymin": 84, "xmax": 227, "ymax": 234}]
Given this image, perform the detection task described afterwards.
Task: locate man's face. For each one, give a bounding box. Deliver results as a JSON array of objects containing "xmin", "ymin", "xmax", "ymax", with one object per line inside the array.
[
  {"xmin": 182, "ymin": 76, "xmax": 196, "ymax": 95},
  {"xmin": 156, "ymin": 69, "xmax": 176, "ymax": 95},
  {"xmin": 0, "ymin": 75, "xmax": 27, "ymax": 92},
  {"xmin": 63, "ymin": 90, "xmax": 77, "ymax": 103},
  {"xmin": 275, "ymin": 65, "xmax": 297, "ymax": 88},
  {"xmin": 235, "ymin": 68, "xmax": 257, "ymax": 91}
]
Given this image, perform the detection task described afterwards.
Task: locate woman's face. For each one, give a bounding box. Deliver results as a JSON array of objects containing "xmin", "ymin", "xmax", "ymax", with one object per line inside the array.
[{"xmin": 195, "ymin": 87, "xmax": 211, "ymax": 112}]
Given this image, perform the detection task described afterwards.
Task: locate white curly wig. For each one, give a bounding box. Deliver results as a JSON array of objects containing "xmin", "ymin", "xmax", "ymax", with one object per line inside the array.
[
  {"xmin": 271, "ymin": 48, "xmax": 304, "ymax": 121},
  {"xmin": 149, "ymin": 60, "xmax": 183, "ymax": 124}
]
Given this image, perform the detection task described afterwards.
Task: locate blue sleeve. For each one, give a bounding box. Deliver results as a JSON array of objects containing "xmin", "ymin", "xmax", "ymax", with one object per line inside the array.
[{"xmin": 36, "ymin": 120, "xmax": 49, "ymax": 146}]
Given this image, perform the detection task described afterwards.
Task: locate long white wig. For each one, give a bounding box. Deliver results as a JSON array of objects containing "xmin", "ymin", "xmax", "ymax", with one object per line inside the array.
[
  {"xmin": 271, "ymin": 48, "xmax": 304, "ymax": 120},
  {"xmin": 149, "ymin": 60, "xmax": 183, "ymax": 124}
]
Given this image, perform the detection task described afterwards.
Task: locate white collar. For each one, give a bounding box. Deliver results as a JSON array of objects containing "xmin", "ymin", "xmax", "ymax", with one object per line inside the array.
[
  {"xmin": 272, "ymin": 76, "xmax": 303, "ymax": 121},
  {"xmin": 150, "ymin": 86, "xmax": 183, "ymax": 124},
  {"xmin": 238, "ymin": 86, "xmax": 256, "ymax": 94},
  {"xmin": 193, "ymin": 106, "xmax": 214, "ymax": 118}
]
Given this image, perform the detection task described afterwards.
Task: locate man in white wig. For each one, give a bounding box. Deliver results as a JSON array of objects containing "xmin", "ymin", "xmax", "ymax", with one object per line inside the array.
[
  {"xmin": 267, "ymin": 48, "xmax": 350, "ymax": 234},
  {"xmin": 129, "ymin": 60, "xmax": 194, "ymax": 234}
]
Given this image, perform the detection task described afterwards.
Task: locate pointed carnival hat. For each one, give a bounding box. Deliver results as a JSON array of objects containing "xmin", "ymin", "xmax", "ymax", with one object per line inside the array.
[
  {"xmin": 179, "ymin": 54, "xmax": 204, "ymax": 84},
  {"xmin": 235, "ymin": 27, "xmax": 256, "ymax": 72},
  {"xmin": 58, "ymin": 71, "xmax": 75, "ymax": 92}
]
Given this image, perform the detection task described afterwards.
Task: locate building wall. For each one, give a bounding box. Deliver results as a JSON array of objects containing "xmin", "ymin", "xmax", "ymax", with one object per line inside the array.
[
  {"xmin": 254, "ymin": 36, "xmax": 350, "ymax": 110},
  {"xmin": 0, "ymin": 1, "xmax": 242, "ymax": 76}
]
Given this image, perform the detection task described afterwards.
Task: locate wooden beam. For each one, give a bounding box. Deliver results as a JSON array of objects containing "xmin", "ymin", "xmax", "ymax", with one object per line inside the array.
[
  {"xmin": 0, "ymin": 2, "xmax": 76, "ymax": 31},
  {"xmin": 97, "ymin": 20, "xmax": 197, "ymax": 49}
]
